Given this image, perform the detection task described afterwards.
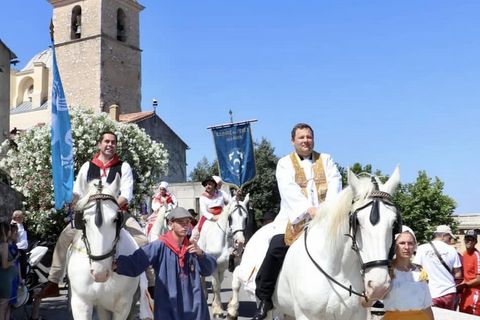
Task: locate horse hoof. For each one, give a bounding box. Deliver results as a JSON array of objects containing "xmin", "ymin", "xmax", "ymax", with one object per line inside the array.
[{"xmin": 226, "ymin": 315, "xmax": 238, "ymax": 320}]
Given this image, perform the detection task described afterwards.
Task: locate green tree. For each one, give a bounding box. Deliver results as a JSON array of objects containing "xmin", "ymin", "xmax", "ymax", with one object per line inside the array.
[
  {"xmin": 338, "ymin": 163, "xmax": 456, "ymax": 243},
  {"xmin": 189, "ymin": 157, "xmax": 218, "ymax": 182},
  {"xmin": 394, "ymin": 171, "xmax": 457, "ymax": 244},
  {"xmin": 242, "ymin": 138, "xmax": 280, "ymax": 220},
  {"xmin": 338, "ymin": 163, "xmax": 383, "ymax": 186}
]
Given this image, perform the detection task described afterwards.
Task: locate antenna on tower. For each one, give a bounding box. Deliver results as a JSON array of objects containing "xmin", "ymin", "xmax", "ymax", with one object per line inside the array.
[{"xmin": 152, "ymin": 98, "xmax": 158, "ymax": 113}]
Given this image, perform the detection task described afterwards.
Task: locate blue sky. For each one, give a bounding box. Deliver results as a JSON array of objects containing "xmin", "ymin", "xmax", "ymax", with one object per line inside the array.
[{"xmin": 1, "ymin": 1, "xmax": 479, "ymax": 213}]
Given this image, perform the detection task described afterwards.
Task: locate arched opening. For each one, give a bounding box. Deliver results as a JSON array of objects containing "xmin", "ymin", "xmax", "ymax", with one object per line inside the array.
[
  {"xmin": 71, "ymin": 5, "xmax": 82, "ymax": 40},
  {"xmin": 117, "ymin": 9, "xmax": 127, "ymax": 42},
  {"xmin": 16, "ymin": 77, "xmax": 34, "ymax": 106}
]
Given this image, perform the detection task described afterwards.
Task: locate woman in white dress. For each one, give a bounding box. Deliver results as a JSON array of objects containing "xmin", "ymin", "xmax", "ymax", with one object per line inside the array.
[{"xmin": 363, "ymin": 226, "xmax": 434, "ymax": 320}]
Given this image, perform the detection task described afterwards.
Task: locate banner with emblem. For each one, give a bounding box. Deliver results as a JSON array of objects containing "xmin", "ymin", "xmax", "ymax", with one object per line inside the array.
[
  {"xmin": 211, "ymin": 122, "xmax": 256, "ymax": 188},
  {"xmin": 51, "ymin": 43, "xmax": 74, "ymax": 210}
]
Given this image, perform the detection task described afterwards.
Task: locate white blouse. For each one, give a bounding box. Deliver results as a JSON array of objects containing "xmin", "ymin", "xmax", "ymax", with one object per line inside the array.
[{"xmin": 383, "ymin": 266, "xmax": 432, "ymax": 311}]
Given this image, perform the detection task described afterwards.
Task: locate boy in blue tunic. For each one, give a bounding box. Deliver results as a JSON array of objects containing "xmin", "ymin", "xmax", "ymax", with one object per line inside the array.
[{"xmin": 114, "ymin": 207, "xmax": 217, "ymax": 320}]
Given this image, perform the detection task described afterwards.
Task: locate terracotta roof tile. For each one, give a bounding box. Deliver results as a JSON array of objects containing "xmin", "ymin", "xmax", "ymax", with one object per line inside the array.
[{"xmin": 119, "ymin": 111, "xmax": 155, "ymax": 123}]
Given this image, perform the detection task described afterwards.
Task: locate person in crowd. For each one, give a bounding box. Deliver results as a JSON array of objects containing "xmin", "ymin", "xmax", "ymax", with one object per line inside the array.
[
  {"xmin": 252, "ymin": 123, "xmax": 342, "ymax": 320},
  {"xmin": 11, "ymin": 210, "xmax": 28, "ymax": 280},
  {"xmin": 114, "ymin": 207, "xmax": 217, "ymax": 320},
  {"xmin": 413, "ymin": 224, "xmax": 462, "ymax": 310},
  {"xmin": 363, "ymin": 226, "xmax": 434, "ymax": 320},
  {"xmin": 147, "ymin": 181, "xmax": 178, "ymax": 236},
  {"xmin": 190, "ymin": 176, "xmax": 226, "ymax": 241},
  {"xmin": 188, "ymin": 209, "xmax": 198, "ymax": 226},
  {"xmin": 8, "ymin": 223, "xmax": 21, "ymax": 306},
  {"xmin": 458, "ymin": 229, "xmax": 480, "ymax": 315},
  {"xmin": 213, "ymin": 175, "xmax": 232, "ymax": 205},
  {"xmin": 0, "ymin": 220, "xmax": 17, "ymax": 320},
  {"xmin": 36, "ymin": 131, "xmax": 155, "ymax": 298}
]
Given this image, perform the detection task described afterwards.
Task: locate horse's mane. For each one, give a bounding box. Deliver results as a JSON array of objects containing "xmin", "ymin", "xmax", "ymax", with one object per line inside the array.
[{"xmin": 310, "ymin": 176, "xmax": 376, "ymax": 254}]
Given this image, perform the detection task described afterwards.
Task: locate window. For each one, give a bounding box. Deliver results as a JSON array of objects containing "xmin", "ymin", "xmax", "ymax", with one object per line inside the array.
[
  {"xmin": 117, "ymin": 9, "xmax": 126, "ymax": 42},
  {"xmin": 71, "ymin": 6, "xmax": 82, "ymax": 40}
]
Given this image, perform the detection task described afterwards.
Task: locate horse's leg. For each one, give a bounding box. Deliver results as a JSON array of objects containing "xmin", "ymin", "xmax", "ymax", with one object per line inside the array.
[
  {"xmin": 126, "ymin": 286, "xmax": 140, "ymax": 320},
  {"xmin": 96, "ymin": 307, "xmax": 111, "ymax": 320},
  {"xmin": 70, "ymin": 293, "xmax": 93, "ymax": 320},
  {"xmin": 227, "ymin": 268, "xmax": 240, "ymax": 319},
  {"xmin": 210, "ymin": 269, "xmax": 225, "ymax": 318},
  {"xmin": 112, "ymin": 304, "xmax": 133, "ymax": 320}
]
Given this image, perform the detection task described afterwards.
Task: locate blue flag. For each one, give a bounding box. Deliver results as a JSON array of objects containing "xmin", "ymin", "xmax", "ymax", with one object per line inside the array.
[
  {"xmin": 212, "ymin": 123, "xmax": 256, "ymax": 187},
  {"xmin": 51, "ymin": 45, "xmax": 74, "ymax": 209}
]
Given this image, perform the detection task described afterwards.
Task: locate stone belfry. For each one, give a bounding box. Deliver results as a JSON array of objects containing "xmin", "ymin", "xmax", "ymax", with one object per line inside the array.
[{"xmin": 48, "ymin": 0, "xmax": 143, "ymax": 114}]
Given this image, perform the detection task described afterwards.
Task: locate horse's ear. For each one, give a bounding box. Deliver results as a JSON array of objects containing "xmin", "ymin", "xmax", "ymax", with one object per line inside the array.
[
  {"xmin": 242, "ymin": 193, "xmax": 250, "ymax": 206},
  {"xmin": 383, "ymin": 166, "xmax": 400, "ymax": 194},
  {"xmin": 347, "ymin": 169, "xmax": 360, "ymax": 194}
]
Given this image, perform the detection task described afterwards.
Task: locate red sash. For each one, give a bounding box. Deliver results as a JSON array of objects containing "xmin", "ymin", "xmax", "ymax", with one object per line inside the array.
[{"xmin": 197, "ymin": 206, "xmax": 223, "ymax": 232}]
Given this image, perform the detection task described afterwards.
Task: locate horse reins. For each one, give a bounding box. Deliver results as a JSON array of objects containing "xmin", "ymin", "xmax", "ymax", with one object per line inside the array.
[
  {"xmin": 215, "ymin": 202, "xmax": 247, "ymax": 236},
  {"xmin": 304, "ymin": 227, "xmax": 368, "ymax": 299},
  {"xmin": 304, "ymin": 181, "xmax": 397, "ymax": 301}
]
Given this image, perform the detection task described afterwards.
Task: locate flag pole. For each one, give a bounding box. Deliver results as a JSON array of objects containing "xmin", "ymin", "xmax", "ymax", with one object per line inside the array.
[{"xmin": 50, "ymin": 18, "xmax": 75, "ymax": 217}]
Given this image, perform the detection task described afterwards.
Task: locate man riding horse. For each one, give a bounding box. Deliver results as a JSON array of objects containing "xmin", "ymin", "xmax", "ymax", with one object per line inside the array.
[
  {"xmin": 252, "ymin": 123, "xmax": 342, "ymax": 320},
  {"xmin": 37, "ymin": 131, "xmax": 155, "ymax": 298}
]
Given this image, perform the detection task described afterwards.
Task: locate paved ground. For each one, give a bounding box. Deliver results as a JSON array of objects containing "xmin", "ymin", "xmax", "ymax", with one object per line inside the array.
[
  {"xmin": 11, "ymin": 272, "xmax": 256, "ymax": 320},
  {"xmin": 12, "ymin": 273, "xmax": 478, "ymax": 320}
]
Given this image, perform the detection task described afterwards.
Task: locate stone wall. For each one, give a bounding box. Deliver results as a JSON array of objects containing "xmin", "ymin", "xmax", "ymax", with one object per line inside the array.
[
  {"xmin": 138, "ymin": 116, "xmax": 188, "ymax": 183},
  {"xmin": 51, "ymin": 0, "xmax": 143, "ymax": 114},
  {"xmin": 0, "ymin": 182, "xmax": 24, "ymax": 221},
  {"xmin": 0, "ymin": 43, "xmax": 11, "ymax": 145}
]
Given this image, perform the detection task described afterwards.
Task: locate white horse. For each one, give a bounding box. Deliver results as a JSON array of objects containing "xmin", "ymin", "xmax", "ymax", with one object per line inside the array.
[
  {"xmin": 228, "ymin": 167, "xmax": 401, "ymax": 320},
  {"xmin": 198, "ymin": 194, "xmax": 250, "ymax": 318},
  {"xmin": 68, "ymin": 176, "xmax": 140, "ymax": 320},
  {"xmin": 148, "ymin": 203, "xmax": 170, "ymax": 242}
]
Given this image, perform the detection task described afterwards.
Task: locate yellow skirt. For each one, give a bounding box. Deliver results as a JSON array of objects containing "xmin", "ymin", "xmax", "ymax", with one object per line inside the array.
[{"xmin": 384, "ymin": 310, "xmax": 429, "ymax": 320}]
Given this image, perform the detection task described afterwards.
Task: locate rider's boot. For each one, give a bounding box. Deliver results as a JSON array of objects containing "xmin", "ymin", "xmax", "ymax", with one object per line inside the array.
[
  {"xmin": 35, "ymin": 281, "xmax": 60, "ymax": 299},
  {"xmin": 251, "ymin": 300, "xmax": 273, "ymax": 320}
]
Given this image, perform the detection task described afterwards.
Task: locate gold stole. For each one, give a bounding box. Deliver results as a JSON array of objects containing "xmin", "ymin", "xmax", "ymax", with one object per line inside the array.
[{"xmin": 284, "ymin": 151, "xmax": 328, "ymax": 245}]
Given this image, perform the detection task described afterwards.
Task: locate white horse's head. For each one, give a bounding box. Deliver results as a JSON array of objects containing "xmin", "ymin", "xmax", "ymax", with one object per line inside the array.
[
  {"xmin": 226, "ymin": 193, "xmax": 250, "ymax": 250},
  {"xmin": 347, "ymin": 166, "xmax": 400, "ymax": 301},
  {"xmin": 75, "ymin": 175, "xmax": 122, "ymax": 282}
]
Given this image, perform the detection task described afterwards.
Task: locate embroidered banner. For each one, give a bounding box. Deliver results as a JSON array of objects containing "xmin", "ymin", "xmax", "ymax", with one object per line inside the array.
[{"xmin": 211, "ymin": 123, "xmax": 256, "ymax": 187}]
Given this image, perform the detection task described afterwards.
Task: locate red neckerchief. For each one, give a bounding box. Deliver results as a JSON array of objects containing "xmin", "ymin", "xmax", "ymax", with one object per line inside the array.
[
  {"xmin": 159, "ymin": 231, "xmax": 190, "ymax": 269},
  {"xmin": 91, "ymin": 153, "xmax": 121, "ymax": 177}
]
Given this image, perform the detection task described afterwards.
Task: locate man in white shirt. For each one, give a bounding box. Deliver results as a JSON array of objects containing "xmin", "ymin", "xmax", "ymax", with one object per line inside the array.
[
  {"xmin": 251, "ymin": 123, "xmax": 342, "ymax": 320},
  {"xmin": 11, "ymin": 210, "xmax": 28, "ymax": 279},
  {"xmin": 37, "ymin": 131, "xmax": 152, "ymax": 298},
  {"xmin": 413, "ymin": 224, "xmax": 463, "ymax": 310}
]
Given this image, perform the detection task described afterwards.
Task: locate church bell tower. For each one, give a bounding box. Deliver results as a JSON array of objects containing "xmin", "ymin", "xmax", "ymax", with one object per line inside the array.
[{"xmin": 48, "ymin": 0, "xmax": 144, "ymax": 114}]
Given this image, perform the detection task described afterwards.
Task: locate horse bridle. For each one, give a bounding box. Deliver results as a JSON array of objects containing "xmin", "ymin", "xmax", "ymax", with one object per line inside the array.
[
  {"xmin": 78, "ymin": 190, "xmax": 122, "ymax": 262},
  {"xmin": 229, "ymin": 203, "xmax": 248, "ymax": 236},
  {"xmin": 215, "ymin": 202, "xmax": 247, "ymax": 236},
  {"xmin": 347, "ymin": 186, "xmax": 398, "ymax": 271},
  {"xmin": 304, "ymin": 177, "xmax": 399, "ymax": 300}
]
